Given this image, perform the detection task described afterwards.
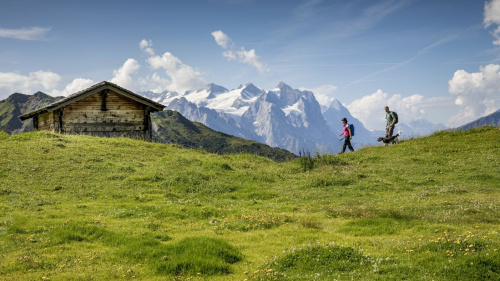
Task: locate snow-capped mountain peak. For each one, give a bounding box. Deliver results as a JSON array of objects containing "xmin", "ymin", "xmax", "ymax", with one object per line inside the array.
[
  {"xmin": 206, "ymin": 83, "xmax": 229, "ymax": 99},
  {"xmin": 272, "ymin": 82, "xmax": 308, "ymax": 107},
  {"xmin": 277, "ymin": 81, "xmax": 292, "ymax": 90},
  {"xmin": 328, "ymin": 98, "xmax": 342, "ymax": 111},
  {"xmin": 239, "ymin": 83, "xmax": 264, "ymax": 99}
]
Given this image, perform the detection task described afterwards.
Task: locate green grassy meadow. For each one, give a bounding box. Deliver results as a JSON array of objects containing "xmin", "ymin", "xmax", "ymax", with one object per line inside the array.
[{"xmin": 0, "ymin": 127, "xmax": 499, "ymax": 280}]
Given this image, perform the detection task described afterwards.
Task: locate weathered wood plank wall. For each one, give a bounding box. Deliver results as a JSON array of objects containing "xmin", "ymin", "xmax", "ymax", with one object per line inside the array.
[
  {"xmin": 37, "ymin": 112, "xmax": 54, "ymax": 131},
  {"xmin": 62, "ymin": 91, "xmax": 146, "ymax": 133}
]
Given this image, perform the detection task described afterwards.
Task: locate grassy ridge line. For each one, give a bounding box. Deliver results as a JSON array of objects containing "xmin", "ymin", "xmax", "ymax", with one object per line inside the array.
[
  {"xmin": 152, "ymin": 110, "xmax": 297, "ymax": 162},
  {"xmin": 0, "ymin": 127, "xmax": 499, "ymax": 280}
]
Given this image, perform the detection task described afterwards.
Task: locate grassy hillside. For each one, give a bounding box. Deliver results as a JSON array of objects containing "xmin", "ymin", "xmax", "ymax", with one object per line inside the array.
[
  {"xmin": 0, "ymin": 92, "xmax": 296, "ymax": 162},
  {"xmin": 0, "ymin": 127, "xmax": 499, "ymax": 280},
  {"xmin": 152, "ymin": 110, "xmax": 297, "ymax": 162}
]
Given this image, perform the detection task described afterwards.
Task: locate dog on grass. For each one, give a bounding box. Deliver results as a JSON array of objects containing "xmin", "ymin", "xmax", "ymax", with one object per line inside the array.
[{"xmin": 377, "ymin": 131, "xmax": 401, "ymax": 144}]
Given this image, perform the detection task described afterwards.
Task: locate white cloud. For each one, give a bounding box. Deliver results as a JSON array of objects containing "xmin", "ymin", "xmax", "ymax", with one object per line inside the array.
[
  {"xmin": 211, "ymin": 30, "xmax": 231, "ymax": 49},
  {"xmin": 0, "ymin": 27, "xmax": 51, "ymax": 40},
  {"xmin": 51, "ymin": 78, "xmax": 94, "ymax": 97},
  {"xmin": 224, "ymin": 48, "xmax": 270, "ymax": 73},
  {"xmin": 141, "ymin": 40, "xmax": 206, "ymax": 94},
  {"xmin": 31, "ymin": 71, "xmax": 61, "ymax": 90},
  {"xmin": 300, "ymin": 85, "xmax": 338, "ymax": 107},
  {"xmin": 0, "ymin": 70, "xmax": 98, "ymax": 100},
  {"xmin": 346, "ymin": 89, "xmax": 434, "ymax": 131},
  {"xmin": 485, "ymin": 0, "xmax": 500, "ymax": 27},
  {"xmin": 0, "ymin": 70, "xmax": 61, "ymax": 97},
  {"xmin": 448, "ymin": 64, "xmax": 500, "ymax": 126},
  {"xmin": 140, "ymin": 72, "xmax": 171, "ymax": 94},
  {"xmin": 484, "ymin": 0, "xmax": 500, "ymax": 45},
  {"xmin": 148, "ymin": 52, "xmax": 206, "ymax": 93},
  {"xmin": 139, "ymin": 39, "xmax": 155, "ymax": 56},
  {"xmin": 110, "ymin": 58, "xmax": 141, "ymax": 90},
  {"xmin": 139, "ymin": 39, "xmax": 151, "ymax": 49},
  {"xmin": 211, "ymin": 30, "xmax": 270, "ymax": 73}
]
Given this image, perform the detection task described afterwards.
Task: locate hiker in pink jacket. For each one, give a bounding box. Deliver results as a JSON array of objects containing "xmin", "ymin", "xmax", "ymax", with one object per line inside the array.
[{"xmin": 339, "ymin": 118, "xmax": 354, "ymax": 154}]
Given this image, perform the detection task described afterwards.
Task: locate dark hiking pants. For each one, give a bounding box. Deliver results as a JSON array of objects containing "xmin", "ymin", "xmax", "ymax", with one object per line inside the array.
[
  {"xmin": 386, "ymin": 125, "xmax": 395, "ymax": 138},
  {"xmin": 342, "ymin": 137, "xmax": 354, "ymax": 153}
]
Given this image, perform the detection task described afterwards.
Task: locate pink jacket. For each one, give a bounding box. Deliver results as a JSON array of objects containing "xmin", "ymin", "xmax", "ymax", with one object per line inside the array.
[{"xmin": 343, "ymin": 124, "xmax": 350, "ymax": 136}]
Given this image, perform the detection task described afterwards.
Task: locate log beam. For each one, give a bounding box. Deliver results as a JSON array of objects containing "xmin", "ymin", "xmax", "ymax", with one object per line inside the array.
[
  {"xmin": 100, "ymin": 89, "xmax": 109, "ymax": 111},
  {"xmin": 33, "ymin": 116, "xmax": 39, "ymax": 130}
]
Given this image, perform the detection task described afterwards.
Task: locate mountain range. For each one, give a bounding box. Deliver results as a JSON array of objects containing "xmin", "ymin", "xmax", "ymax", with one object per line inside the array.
[
  {"xmin": 142, "ymin": 82, "xmax": 449, "ymax": 154},
  {"xmin": 3, "ymin": 82, "xmax": 485, "ymax": 156}
]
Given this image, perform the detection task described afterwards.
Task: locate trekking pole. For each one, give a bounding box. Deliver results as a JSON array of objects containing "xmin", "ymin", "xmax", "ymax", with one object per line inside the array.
[{"xmin": 339, "ymin": 137, "xmax": 344, "ymax": 141}]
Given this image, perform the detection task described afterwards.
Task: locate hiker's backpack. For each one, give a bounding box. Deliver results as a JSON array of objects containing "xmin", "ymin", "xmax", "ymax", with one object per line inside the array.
[
  {"xmin": 391, "ymin": 111, "xmax": 399, "ymax": 124},
  {"xmin": 349, "ymin": 124, "xmax": 355, "ymax": 136}
]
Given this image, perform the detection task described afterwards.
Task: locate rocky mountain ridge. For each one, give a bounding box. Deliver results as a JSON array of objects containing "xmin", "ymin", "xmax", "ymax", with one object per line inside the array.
[
  {"xmin": 0, "ymin": 92, "xmax": 63, "ymax": 134},
  {"xmin": 452, "ymin": 109, "xmax": 500, "ymax": 131}
]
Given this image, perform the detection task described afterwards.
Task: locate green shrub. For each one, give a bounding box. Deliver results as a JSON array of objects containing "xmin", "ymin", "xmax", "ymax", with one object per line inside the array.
[{"xmin": 298, "ymin": 150, "xmax": 315, "ymax": 171}]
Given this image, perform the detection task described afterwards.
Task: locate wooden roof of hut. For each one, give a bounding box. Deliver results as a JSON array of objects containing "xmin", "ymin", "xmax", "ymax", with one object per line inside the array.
[{"xmin": 19, "ymin": 81, "xmax": 165, "ymax": 121}]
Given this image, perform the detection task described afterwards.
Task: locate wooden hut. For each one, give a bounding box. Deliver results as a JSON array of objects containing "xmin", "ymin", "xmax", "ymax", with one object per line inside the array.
[{"xmin": 19, "ymin": 81, "xmax": 165, "ymax": 140}]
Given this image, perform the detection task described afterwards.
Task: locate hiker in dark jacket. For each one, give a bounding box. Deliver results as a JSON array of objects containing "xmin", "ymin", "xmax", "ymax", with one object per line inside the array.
[
  {"xmin": 339, "ymin": 118, "xmax": 354, "ymax": 154},
  {"xmin": 385, "ymin": 106, "xmax": 397, "ymax": 138}
]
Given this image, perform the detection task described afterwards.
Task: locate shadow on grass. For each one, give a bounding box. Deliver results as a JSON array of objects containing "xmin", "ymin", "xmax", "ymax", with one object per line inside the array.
[{"xmin": 47, "ymin": 222, "xmax": 242, "ymax": 277}]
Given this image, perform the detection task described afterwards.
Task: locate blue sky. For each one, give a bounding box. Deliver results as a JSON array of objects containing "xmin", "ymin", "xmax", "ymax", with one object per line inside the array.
[{"xmin": 1, "ymin": 0, "xmax": 500, "ymax": 129}]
